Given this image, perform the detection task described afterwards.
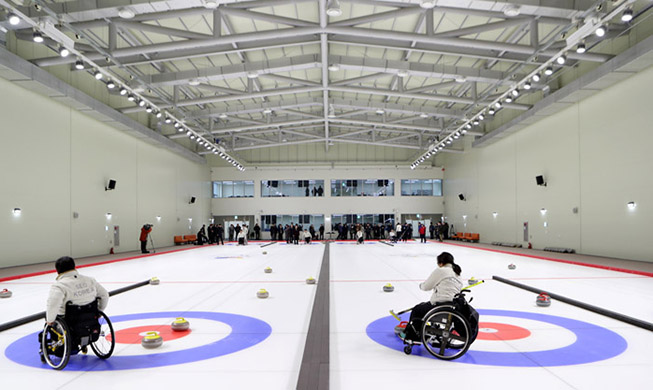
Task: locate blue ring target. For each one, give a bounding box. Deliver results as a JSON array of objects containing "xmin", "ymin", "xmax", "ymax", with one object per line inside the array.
[
  {"xmin": 366, "ymin": 309, "xmax": 627, "ymax": 366},
  {"xmin": 5, "ymin": 311, "xmax": 271, "ymax": 371}
]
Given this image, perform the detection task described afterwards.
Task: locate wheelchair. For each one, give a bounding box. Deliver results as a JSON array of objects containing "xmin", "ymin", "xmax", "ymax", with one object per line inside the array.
[
  {"xmin": 41, "ymin": 299, "xmax": 115, "ymax": 370},
  {"xmin": 400, "ymin": 290, "xmax": 479, "ymax": 360}
]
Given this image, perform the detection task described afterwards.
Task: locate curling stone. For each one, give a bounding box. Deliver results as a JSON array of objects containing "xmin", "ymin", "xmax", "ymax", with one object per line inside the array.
[
  {"xmin": 508, "ymin": 263, "xmax": 516, "ymax": 270},
  {"xmin": 306, "ymin": 277, "xmax": 316, "ymax": 285},
  {"xmin": 149, "ymin": 277, "xmax": 160, "ymax": 285},
  {"xmin": 0, "ymin": 289, "xmax": 12, "ymax": 298},
  {"xmin": 171, "ymin": 317, "xmax": 190, "ymax": 331},
  {"xmin": 536, "ymin": 293, "xmax": 551, "ymax": 307},
  {"xmin": 394, "ymin": 321, "xmax": 408, "ymax": 336},
  {"xmin": 468, "ymin": 277, "xmax": 478, "ymax": 285},
  {"xmin": 257, "ymin": 288, "xmax": 269, "ymax": 299},
  {"xmin": 264, "ymin": 267, "xmax": 272, "ymax": 274},
  {"xmin": 141, "ymin": 331, "xmax": 163, "ymax": 349},
  {"xmin": 263, "ymin": 251, "xmax": 268, "ymax": 255},
  {"xmin": 383, "ymin": 283, "xmax": 395, "ymax": 292}
]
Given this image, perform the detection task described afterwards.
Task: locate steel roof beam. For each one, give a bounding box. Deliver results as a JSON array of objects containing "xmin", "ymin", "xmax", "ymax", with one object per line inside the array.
[
  {"xmin": 259, "ymin": 73, "xmax": 322, "ymax": 87},
  {"xmin": 329, "ymin": 98, "xmax": 464, "ymax": 119},
  {"xmin": 113, "ymin": 20, "xmax": 212, "ymax": 40},
  {"xmin": 185, "ymin": 98, "xmax": 323, "ymax": 118},
  {"xmin": 220, "ymin": 7, "xmax": 319, "ymax": 27},
  {"xmin": 329, "ymin": 7, "xmax": 424, "ymax": 27}
]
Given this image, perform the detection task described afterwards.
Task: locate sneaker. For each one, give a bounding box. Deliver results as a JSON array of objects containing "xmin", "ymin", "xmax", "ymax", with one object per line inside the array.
[{"xmin": 81, "ymin": 346, "xmax": 88, "ymax": 354}]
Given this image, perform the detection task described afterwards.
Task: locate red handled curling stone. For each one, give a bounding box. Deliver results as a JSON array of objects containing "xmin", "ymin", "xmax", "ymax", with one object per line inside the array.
[
  {"xmin": 536, "ymin": 293, "xmax": 551, "ymax": 307},
  {"xmin": 0, "ymin": 289, "xmax": 12, "ymax": 298}
]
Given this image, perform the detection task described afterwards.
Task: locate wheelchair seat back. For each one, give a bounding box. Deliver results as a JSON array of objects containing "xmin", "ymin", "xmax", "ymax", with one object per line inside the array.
[{"xmin": 65, "ymin": 299, "xmax": 101, "ymax": 347}]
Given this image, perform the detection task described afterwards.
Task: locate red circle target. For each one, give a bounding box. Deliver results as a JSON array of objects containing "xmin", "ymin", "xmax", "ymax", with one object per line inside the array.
[
  {"xmin": 476, "ymin": 322, "xmax": 531, "ymax": 341},
  {"xmin": 108, "ymin": 325, "xmax": 192, "ymax": 344}
]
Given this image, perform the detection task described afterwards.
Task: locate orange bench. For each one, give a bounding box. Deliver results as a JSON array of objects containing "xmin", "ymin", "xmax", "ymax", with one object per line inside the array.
[
  {"xmin": 464, "ymin": 232, "xmax": 473, "ymax": 241},
  {"xmin": 174, "ymin": 235, "xmax": 185, "ymax": 245},
  {"xmin": 470, "ymin": 233, "xmax": 480, "ymax": 242},
  {"xmin": 183, "ymin": 234, "xmax": 197, "ymax": 244},
  {"xmin": 453, "ymin": 232, "xmax": 464, "ymax": 240}
]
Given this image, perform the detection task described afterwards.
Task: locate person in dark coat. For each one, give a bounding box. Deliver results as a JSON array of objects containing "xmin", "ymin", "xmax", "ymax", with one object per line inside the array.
[
  {"xmin": 317, "ymin": 186, "xmax": 323, "ymax": 196},
  {"xmin": 254, "ymin": 223, "xmax": 261, "ymax": 240},
  {"xmin": 270, "ymin": 224, "xmax": 277, "ymax": 241},
  {"xmin": 319, "ymin": 224, "xmax": 325, "ymax": 240},
  {"xmin": 197, "ymin": 224, "xmax": 207, "ymax": 245},
  {"xmin": 228, "ymin": 224, "xmax": 235, "ymax": 241},
  {"xmin": 216, "ymin": 224, "xmax": 224, "ymax": 245},
  {"xmin": 444, "ymin": 222, "xmax": 450, "ymax": 240},
  {"xmin": 429, "ymin": 222, "xmax": 435, "ymax": 239}
]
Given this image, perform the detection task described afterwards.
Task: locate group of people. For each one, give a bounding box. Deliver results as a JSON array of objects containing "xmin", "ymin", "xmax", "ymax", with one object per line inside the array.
[
  {"xmin": 332, "ymin": 223, "xmax": 391, "ymax": 241},
  {"xmin": 268, "ymin": 223, "xmax": 324, "ymax": 244}
]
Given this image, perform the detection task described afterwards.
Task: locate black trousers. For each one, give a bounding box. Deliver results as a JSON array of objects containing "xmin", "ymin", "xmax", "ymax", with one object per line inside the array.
[
  {"xmin": 404, "ymin": 301, "xmax": 438, "ymax": 342},
  {"xmin": 216, "ymin": 235, "xmax": 224, "ymax": 245},
  {"xmin": 140, "ymin": 240, "xmax": 148, "ymax": 253}
]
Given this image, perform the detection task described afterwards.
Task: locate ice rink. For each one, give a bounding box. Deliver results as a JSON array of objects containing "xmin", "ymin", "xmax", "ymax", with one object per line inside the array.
[{"xmin": 1, "ymin": 240, "xmax": 652, "ymax": 390}]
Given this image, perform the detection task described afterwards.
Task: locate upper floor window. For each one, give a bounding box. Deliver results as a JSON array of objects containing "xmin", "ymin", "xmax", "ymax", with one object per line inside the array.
[
  {"xmin": 330, "ymin": 179, "xmax": 394, "ymax": 197},
  {"xmin": 213, "ymin": 181, "xmax": 254, "ymax": 198},
  {"xmin": 261, "ymin": 180, "xmax": 324, "ymax": 197},
  {"xmin": 400, "ymin": 179, "xmax": 442, "ymax": 196}
]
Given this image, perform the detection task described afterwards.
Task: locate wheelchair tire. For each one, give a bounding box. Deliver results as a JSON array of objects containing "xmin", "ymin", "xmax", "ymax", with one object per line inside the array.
[
  {"xmin": 42, "ymin": 320, "xmax": 72, "ymax": 370},
  {"xmin": 421, "ymin": 306, "xmax": 472, "ymax": 361},
  {"xmin": 90, "ymin": 311, "xmax": 115, "ymax": 359},
  {"xmin": 403, "ymin": 345, "xmax": 412, "ymax": 355}
]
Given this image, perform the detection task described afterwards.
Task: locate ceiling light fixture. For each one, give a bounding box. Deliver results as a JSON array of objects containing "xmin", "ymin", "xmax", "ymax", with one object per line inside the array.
[
  {"xmin": 505, "ymin": 96, "xmax": 513, "ymax": 103},
  {"xmin": 512, "ymin": 89, "xmax": 520, "ymax": 97},
  {"xmin": 328, "ymin": 64, "xmax": 340, "ymax": 72},
  {"xmin": 138, "ymin": 100, "xmax": 146, "ymax": 107},
  {"xmin": 397, "ymin": 70, "xmax": 408, "ymax": 78},
  {"xmin": 155, "ymin": 112, "xmax": 162, "ymax": 118},
  {"xmin": 204, "ymin": 0, "xmax": 219, "ymax": 9},
  {"xmin": 59, "ymin": 47, "xmax": 70, "ymax": 57},
  {"xmin": 106, "ymin": 80, "xmax": 115, "ymax": 89},
  {"xmin": 94, "ymin": 71, "xmax": 103, "ymax": 80},
  {"xmin": 33, "ymin": 31, "xmax": 44, "ymax": 43},
  {"xmin": 247, "ymin": 72, "xmax": 259, "ymax": 79},
  {"xmin": 595, "ymin": 25, "xmax": 606, "ymax": 37},
  {"xmin": 118, "ymin": 8, "xmax": 135, "ymax": 19},
  {"xmin": 621, "ymin": 8, "xmax": 633, "ymax": 22},
  {"xmin": 544, "ymin": 66, "xmax": 554, "ymax": 76},
  {"xmin": 488, "ymin": 108, "xmax": 495, "ymax": 115},
  {"xmin": 219, "ymin": 113, "xmax": 228, "ymax": 119},
  {"xmin": 503, "ymin": 4, "xmax": 521, "ymax": 17},
  {"xmin": 165, "ymin": 117, "xmax": 172, "ymax": 124},
  {"xmin": 524, "ymin": 81, "xmax": 532, "ymax": 90},
  {"xmin": 326, "ymin": 0, "xmax": 342, "ymax": 17},
  {"xmin": 478, "ymin": 114, "xmax": 484, "ymax": 121},
  {"xmin": 74, "ymin": 60, "xmax": 84, "ymax": 70},
  {"xmin": 127, "ymin": 94, "xmax": 135, "ymax": 102},
  {"xmin": 375, "ymin": 108, "xmax": 385, "ymax": 115},
  {"xmin": 576, "ymin": 42, "xmax": 586, "ymax": 54},
  {"xmin": 532, "ymin": 73, "xmax": 541, "ymax": 82},
  {"xmin": 495, "ymin": 101, "xmax": 502, "ymax": 109},
  {"xmin": 189, "ymin": 78, "xmax": 200, "ymax": 86},
  {"xmin": 8, "ymin": 13, "xmax": 20, "ymax": 25},
  {"xmin": 263, "ymin": 108, "xmax": 273, "ymax": 114},
  {"xmin": 454, "ymin": 76, "xmax": 466, "ymax": 83},
  {"xmin": 420, "ymin": 113, "xmax": 429, "ymax": 118},
  {"xmin": 145, "ymin": 106, "xmax": 153, "ymax": 113},
  {"xmin": 556, "ymin": 54, "xmax": 567, "ymax": 65}
]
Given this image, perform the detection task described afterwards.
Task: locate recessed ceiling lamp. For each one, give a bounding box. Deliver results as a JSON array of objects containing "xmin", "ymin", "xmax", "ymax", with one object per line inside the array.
[
  {"xmin": 511, "ymin": 88, "xmax": 520, "ymax": 97},
  {"xmin": 523, "ymin": 81, "xmax": 532, "ymax": 90},
  {"xmin": 494, "ymin": 101, "xmax": 502, "ymax": 109},
  {"xmin": 419, "ymin": 113, "xmax": 429, "ymax": 118},
  {"xmin": 164, "ymin": 117, "xmax": 172, "ymax": 124},
  {"xmin": 118, "ymin": 8, "xmax": 135, "ymax": 19},
  {"xmin": 503, "ymin": 5, "xmax": 521, "ymax": 17},
  {"xmin": 556, "ymin": 54, "xmax": 567, "ymax": 65},
  {"xmin": 621, "ymin": 8, "xmax": 633, "ymax": 22},
  {"xmin": 505, "ymin": 96, "xmax": 513, "ymax": 103},
  {"xmin": 397, "ymin": 70, "xmax": 408, "ymax": 78},
  {"xmin": 472, "ymin": 120, "xmax": 479, "ymax": 126},
  {"xmin": 454, "ymin": 76, "xmax": 466, "ymax": 83},
  {"xmin": 375, "ymin": 108, "xmax": 385, "ymax": 115},
  {"xmin": 219, "ymin": 113, "xmax": 228, "ymax": 119},
  {"xmin": 544, "ymin": 66, "xmax": 553, "ymax": 76},
  {"xmin": 145, "ymin": 106, "xmax": 153, "ymax": 113},
  {"xmin": 32, "ymin": 31, "xmax": 44, "ymax": 43},
  {"xmin": 174, "ymin": 122, "xmax": 181, "ymax": 128},
  {"xmin": 328, "ymin": 64, "xmax": 340, "ymax": 72},
  {"xmin": 420, "ymin": 1, "xmax": 436, "ymax": 9},
  {"xmin": 532, "ymin": 73, "xmax": 541, "ymax": 82},
  {"xmin": 59, "ymin": 46, "xmax": 70, "ymax": 57},
  {"xmin": 127, "ymin": 94, "xmax": 135, "ymax": 102},
  {"xmin": 189, "ymin": 78, "xmax": 200, "ymax": 86},
  {"xmin": 595, "ymin": 25, "xmax": 606, "ymax": 37},
  {"xmin": 478, "ymin": 113, "xmax": 484, "ymax": 121},
  {"xmin": 155, "ymin": 112, "xmax": 162, "ymax": 118},
  {"xmin": 119, "ymin": 87, "xmax": 127, "ymax": 95},
  {"xmin": 8, "ymin": 13, "xmax": 20, "ymax": 25},
  {"xmin": 94, "ymin": 71, "xmax": 103, "ymax": 80},
  {"xmin": 576, "ymin": 42, "xmax": 586, "ymax": 54},
  {"xmin": 326, "ymin": 0, "xmax": 342, "ymax": 17},
  {"xmin": 74, "ymin": 60, "xmax": 84, "ymax": 70},
  {"xmin": 138, "ymin": 100, "xmax": 146, "ymax": 107},
  {"xmin": 263, "ymin": 108, "xmax": 273, "ymax": 114},
  {"xmin": 106, "ymin": 80, "xmax": 115, "ymax": 89},
  {"xmin": 203, "ymin": 0, "xmax": 219, "ymax": 9},
  {"xmin": 488, "ymin": 108, "xmax": 496, "ymax": 115},
  {"xmin": 247, "ymin": 72, "xmax": 259, "ymax": 79}
]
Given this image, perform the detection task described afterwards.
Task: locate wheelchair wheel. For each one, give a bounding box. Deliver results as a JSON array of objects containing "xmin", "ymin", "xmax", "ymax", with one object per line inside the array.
[
  {"xmin": 42, "ymin": 320, "xmax": 72, "ymax": 370},
  {"xmin": 90, "ymin": 311, "xmax": 115, "ymax": 359},
  {"xmin": 421, "ymin": 307, "xmax": 471, "ymax": 361}
]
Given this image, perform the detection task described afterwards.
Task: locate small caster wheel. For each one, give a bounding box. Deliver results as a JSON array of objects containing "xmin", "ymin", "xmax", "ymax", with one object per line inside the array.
[{"xmin": 403, "ymin": 345, "xmax": 412, "ymax": 355}]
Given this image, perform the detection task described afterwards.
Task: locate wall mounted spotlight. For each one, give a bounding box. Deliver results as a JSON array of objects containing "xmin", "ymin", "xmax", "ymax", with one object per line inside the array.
[
  {"xmin": 12, "ymin": 207, "xmax": 22, "ymax": 216},
  {"xmin": 492, "ymin": 212, "xmax": 498, "ymax": 218},
  {"xmin": 627, "ymin": 201, "xmax": 636, "ymax": 210},
  {"xmin": 105, "ymin": 179, "xmax": 116, "ymax": 191},
  {"xmin": 106, "ymin": 213, "xmax": 112, "ymax": 219},
  {"xmin": 540, "ymin": 208, "xmax": 547, "ymax": 215}
]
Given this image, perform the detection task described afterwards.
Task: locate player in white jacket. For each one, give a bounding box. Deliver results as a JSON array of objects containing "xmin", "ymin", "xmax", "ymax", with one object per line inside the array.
[
  {"xmin": 46, "ymin": 256, "xmax": 109, "ymax": 324},
  {"xmin": 402, "ymin": 252, "xmax": 463, "ymax": 343}
]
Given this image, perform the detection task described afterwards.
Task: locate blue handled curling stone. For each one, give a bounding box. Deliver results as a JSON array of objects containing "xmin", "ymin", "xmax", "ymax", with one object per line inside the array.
[
  {"xmin": 171, "ymin": 317, "xmax": 190, "ymax": 331},
  {"xmin": 141, "ymin": 332, "xmax": 163, "ymax": 349}
]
